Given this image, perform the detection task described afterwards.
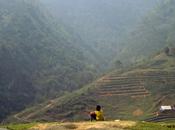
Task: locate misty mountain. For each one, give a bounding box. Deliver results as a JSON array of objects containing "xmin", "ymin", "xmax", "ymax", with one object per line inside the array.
[
  {"xmin": 1, "ymin": 0, "xmax": 174, "ymax": 123},
  {"xmin": 6, "ymin": 0, "xmax": 175, "ymax": 122},
  {"xmin": 0, "ymin": 0, "xmax": 96, "ymax": 121},
  {"xmin": 41, "ymin": 0, "xmax": 159, "ymax": 67},
  {"xmin": 117, "ymin": 0, "xmax": 175, "ymax": 63}
]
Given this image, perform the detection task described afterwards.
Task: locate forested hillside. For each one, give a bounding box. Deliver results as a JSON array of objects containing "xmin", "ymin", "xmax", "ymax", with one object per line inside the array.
[
  {"xmin": 42, "ymin": 0, "xmax": 175, "ymax": 66},
  {"xmin": 118, "ymin": 0, "xmax": 175, "ymax": 63},
  {"xmin": 8, "ymin": 0, "xmax": 175, "ymax": 122},
  {"xmin": 11, "ymin": 49, "xmax": 175, "ymax": 122},
  {"xmin": 2, "ymin": 0, "xmax": 175, "ymax": 123},
  {"xmin": 0, "ymin": 0, "xmax": 96, "ymax": 121}
]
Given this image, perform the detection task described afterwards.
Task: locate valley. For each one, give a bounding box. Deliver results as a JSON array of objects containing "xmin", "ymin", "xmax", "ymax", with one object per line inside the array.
[{"xmin": 0, "ymin": 0, "xmax": 175, "ymax": 127}]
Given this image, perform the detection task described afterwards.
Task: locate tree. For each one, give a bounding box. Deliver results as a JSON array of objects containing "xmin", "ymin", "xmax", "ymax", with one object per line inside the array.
[
  {"xmin": 164, "ymin": 47, "xmax": 170, "ymax": 55},
  {"xmin": 114, "ymin": 60, "xmax": 123, "ymax": 68}
]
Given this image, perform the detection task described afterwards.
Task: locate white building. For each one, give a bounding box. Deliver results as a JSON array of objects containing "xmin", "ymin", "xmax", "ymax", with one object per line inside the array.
[{"xmin": 160, "ymin": 106, "xmax": 172, "ymax": 112}]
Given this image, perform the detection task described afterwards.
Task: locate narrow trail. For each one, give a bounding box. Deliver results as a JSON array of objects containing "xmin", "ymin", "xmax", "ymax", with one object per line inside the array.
[{"xmin": 30, "ymin": 121, "xmax": 136, "ymax": 130}]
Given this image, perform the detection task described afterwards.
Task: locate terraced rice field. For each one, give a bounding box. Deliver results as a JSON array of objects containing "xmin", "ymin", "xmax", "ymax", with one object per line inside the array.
[
  {"xmin": 11, "ymin": 70, "xmax": 175, "ymax": 122},
  {"xmin": 94, "ymin": 71, "xmax": 175, "ymax": 98}
]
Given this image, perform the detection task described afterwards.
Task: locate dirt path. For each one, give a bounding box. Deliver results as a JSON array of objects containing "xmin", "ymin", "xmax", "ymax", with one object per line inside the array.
[{"xmin": 30, "ymin": 121, "xmax": 136, "ymax": 130}]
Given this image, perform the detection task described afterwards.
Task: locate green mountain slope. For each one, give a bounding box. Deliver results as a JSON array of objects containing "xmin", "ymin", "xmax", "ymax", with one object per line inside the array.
[
  {"xmin": 10, "ymin": 49, "xmax": 175, "ymax": 122},
  {"xmin": 118, "ymin": 0, "xmax": 175, "ymax": 63},
  {"xmin": 2, "ymin": 0, "xmax": 175, "ymax": 123},
  {"xmin": 0, "ymin": 0, "xmax": 96, "ymax": 121}
]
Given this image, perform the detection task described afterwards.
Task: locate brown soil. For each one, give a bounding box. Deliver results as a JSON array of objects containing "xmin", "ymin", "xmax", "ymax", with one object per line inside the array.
[
  {"xmin": 30, "ymin": 121, "xmax": 136, "ymax": 130},
  {"xmin": 133, "ymin": 109, "xmax": 144, "ymax": 117}
]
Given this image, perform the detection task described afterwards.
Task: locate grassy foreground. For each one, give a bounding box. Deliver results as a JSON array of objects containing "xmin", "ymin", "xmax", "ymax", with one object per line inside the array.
[
  {"xmin": 1, "ymin": 121, "xmax": 175, "ymax": 130},
  {"xmin": 131, "ymin": 122, "xmax": 175, "ymax": 130},
  {"xmin": 0, "ymin": 123, "xmax": 36, "ymax": 130}
]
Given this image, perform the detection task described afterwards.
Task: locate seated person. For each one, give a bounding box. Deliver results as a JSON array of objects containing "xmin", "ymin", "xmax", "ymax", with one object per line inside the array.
[{"xmin": 90, "ymin": 105, "xmax": 104, "ymax": 121}]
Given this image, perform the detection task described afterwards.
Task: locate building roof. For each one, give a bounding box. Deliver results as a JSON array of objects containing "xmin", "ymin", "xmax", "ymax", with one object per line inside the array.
[{"xmin": 160, "ymin": 106, "xmax": 172, "ymax": 110}]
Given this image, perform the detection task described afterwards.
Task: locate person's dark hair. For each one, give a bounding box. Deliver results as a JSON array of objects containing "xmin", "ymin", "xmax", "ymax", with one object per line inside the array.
[{"xmin": 96, "ymin": 105, "xmax": 101, "ymax": 111}]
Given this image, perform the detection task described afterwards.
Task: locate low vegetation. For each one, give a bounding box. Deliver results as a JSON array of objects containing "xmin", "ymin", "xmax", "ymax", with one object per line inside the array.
[
  {"xmin": 131, "ymin": 122, "xmax": 175, "ymax": 130},
  {"xmin": 1, "ymin": 123, "xmax": 36, "ymax": 130},
  {"xmin": 1, "ymin": 121, "xmax": 175, "ymax": 130}
]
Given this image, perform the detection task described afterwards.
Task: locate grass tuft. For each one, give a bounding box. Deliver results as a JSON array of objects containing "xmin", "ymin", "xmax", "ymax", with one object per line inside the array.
[
  {"xmin": 1, "ymin": 123, "xmax": 36, "ymax": 130},
  {"xmin": 131, "ymin": 122, "xmax": 175, "ymax": 130}
]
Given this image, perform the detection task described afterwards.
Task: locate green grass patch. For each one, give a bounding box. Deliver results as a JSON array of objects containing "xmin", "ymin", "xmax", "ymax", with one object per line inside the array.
[
  {"xmin": 1, "ymin": 123, "xmax": 36, "ymax": 130},
  {"xmin": 131, "ymin": 122, "xmax": 175, "ymax": 130}
]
